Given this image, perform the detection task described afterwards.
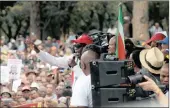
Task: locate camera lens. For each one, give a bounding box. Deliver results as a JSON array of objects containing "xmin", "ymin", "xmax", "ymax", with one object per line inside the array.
[{"xmin": 127, "ymin": 74, "xmax": 145, "ymax": 85}]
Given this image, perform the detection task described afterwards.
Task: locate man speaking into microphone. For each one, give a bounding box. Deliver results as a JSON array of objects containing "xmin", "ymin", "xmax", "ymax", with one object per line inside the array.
[{"xmin": 27, "ymin": 34, "xmax": 93, "ymax": 89}]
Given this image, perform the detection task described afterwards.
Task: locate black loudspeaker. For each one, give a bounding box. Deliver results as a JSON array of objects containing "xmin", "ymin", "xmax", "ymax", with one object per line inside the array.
[
  {"xmin": 92, "ymin": 88, "xmax": 137, "ymax": 107},
  {"xmin": 90, "ymin": 60, "xmax": 134, "ymax": 87}
]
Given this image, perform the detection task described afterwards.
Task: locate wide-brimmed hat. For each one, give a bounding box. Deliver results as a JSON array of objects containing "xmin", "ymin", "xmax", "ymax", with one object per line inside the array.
[{"xmin": 140, "ymin": 47, "xmax": 164, "ymax": 74}]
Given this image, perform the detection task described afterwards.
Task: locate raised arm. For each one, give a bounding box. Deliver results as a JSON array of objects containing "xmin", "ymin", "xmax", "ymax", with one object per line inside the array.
[{"xmin": 34, "ymin": 44, "xmax": 70, "ymax": 68}]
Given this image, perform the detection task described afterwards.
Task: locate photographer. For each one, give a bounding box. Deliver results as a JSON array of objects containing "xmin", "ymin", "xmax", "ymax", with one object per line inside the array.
[
  {"xmin": 138, "ymin": 75, "xmax": 168, "ymax": 106},
  {"xmin": 139, "ymin": 47, "xmax": 164, "ymax": 83}
]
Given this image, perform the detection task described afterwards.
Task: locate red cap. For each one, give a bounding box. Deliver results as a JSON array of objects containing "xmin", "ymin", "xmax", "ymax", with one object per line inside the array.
[
  {"xmin": 145, "ymin": 33, "xmax": 166, "ymax": 44},
  {"xmin": 72, "ymin": 34, "xmax": 93, "ymax": 45}
]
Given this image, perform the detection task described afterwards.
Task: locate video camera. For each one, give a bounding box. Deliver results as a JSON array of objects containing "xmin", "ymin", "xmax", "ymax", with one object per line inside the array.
[
  {"xmin": 88, "ymin": 30, "xmax": 114, "ymax": 53},
  {"xmin": 70, "ymin": 30, "xmax": 113, "ymax": 54},
  {"xmin": 90, "ymin": 53, "xmax": 154, "ymax": 107}
]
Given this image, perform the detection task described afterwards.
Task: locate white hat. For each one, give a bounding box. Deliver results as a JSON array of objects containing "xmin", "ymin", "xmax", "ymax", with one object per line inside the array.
[
  {"xmin": 34, "ymin": 39, "xmax": 42, "ymax": 45},
  {"xmin": 140, "ymin": 47, "xmax": 164, "ymax": 74},
  {"xmin": 31, "ymin": 82, "xmax": 39, "ymax": 89},
  {"xmin": 58, "ymin": 97, "xmax": 67, "ymax": 104},
  {"xmin": 10, "ymin": 38, "xmax": 15, "ymax": 43}
]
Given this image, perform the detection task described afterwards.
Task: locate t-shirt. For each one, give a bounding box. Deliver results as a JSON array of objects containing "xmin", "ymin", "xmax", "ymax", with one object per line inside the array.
[
  {"xmin": 165, "ymin": 91, "xmax": 169, "ymax": 97},
  {"xmin": 72, "ymin": 59, "xmax": 84, "ymax": 90},
  {"xmin": 70, "ymin": 74, "xmax": 92, "ymax": 107}
]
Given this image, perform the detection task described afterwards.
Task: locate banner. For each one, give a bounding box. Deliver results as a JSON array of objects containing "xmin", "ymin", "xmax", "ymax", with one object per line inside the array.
[
  {"xmin": 7, "ymin": 59, "xmax": 22, "ymax": 80},
  {"xmin": 0, "ymin": 66, "xmax": 10, "ymax": 84},
  {"xmin": 14, "ymin": 102, "xmax": 42, "ymax": 107}
]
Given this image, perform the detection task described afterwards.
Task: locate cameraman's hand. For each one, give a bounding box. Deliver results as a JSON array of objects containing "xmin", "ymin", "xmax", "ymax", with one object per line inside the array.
[
  {"xmin": 68, "ymin": 55, "xmax": 77, "ymax": 68},
  {"xmin": 138, "ymin": 75, "xmax": 160, "ymax": 93}
]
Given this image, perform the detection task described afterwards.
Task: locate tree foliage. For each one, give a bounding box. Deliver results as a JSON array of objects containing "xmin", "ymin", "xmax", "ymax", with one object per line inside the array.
[
  {"xmin": 0, "ymin": 2, "xmax": 30, "ymax": 40},
  {"xmin": 0, "ymin": 1, "xmax": 169, "ymax": 40}
]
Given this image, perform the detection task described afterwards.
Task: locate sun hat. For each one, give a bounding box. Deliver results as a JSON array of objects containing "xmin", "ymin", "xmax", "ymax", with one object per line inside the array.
[{"xmin": 140, "ymin": 47, "xmax": 164, "ymax": 74}]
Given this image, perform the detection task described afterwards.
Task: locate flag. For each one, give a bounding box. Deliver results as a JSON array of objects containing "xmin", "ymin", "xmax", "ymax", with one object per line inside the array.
[{"xmin": 116, "ymin": 4, "xmax": 126, "ymax": 60}]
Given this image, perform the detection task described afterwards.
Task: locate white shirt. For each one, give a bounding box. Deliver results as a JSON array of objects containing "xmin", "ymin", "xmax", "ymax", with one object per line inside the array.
[
  {"xmin": 71, "ymin": 74, "xmax": 92, "ymax": 107},
  {"xmin": 165, "ymin": 91, "xmax": 168, "ymax": 97},
  {"xmin": 149, "ymin": 26, "xmax": 163, "ymax": 36},
  {"xmin": 38, "ymin": 50, "xmax": 83, "ymax": 88}
]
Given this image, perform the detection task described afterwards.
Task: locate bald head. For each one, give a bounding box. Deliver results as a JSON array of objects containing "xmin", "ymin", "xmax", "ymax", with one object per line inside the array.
[
  {"xmin": 81, "ymin": 50, "xmax": 99, "ymax": 75},
  {"xmin": 108, "ymin": 36, "xmax": 116, "ymax": 54}
]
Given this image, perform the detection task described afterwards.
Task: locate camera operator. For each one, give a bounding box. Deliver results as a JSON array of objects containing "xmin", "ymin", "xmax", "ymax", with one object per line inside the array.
[
  {"xmin": 70, "ymin": 44, "xmax": 100, "ymax": 107},
  {"xmin": 28, "ymin": 34, "xmax": 93, "ymax": 89},
  {"xmin": 129, "ymin": 47, "xmax": 164, "ymax": 98},
  {"xmin": 139, "ymin": 47, "xmax": 164, "ymax": 83},
  {"xmin": 138, "ymin": 75, "xmax": 168, "ymax": 106}
]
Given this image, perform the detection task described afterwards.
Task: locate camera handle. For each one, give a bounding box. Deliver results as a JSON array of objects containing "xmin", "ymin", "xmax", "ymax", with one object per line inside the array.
[{"xmin": 100, "ymin": 53, "xmax": 119, "ymax": 61}]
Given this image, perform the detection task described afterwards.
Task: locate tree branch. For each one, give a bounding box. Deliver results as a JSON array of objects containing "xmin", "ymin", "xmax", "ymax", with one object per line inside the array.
[
  {"xmin": 1, "ymin": 26, "xmax": 8, "ymax": 36},
  {"xmin": 14, "ymin": 19, "xmax": 22, "ymax": 38}
]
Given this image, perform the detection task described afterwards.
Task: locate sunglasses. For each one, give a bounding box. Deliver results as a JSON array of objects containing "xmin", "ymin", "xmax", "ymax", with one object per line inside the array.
[
  {"xmin": 74, "ymin": 43, "xmax": 86, "ymax": 49},
  {"xmin": 66, "ymin": 86, "xmax": 71, "ymax": 89}
]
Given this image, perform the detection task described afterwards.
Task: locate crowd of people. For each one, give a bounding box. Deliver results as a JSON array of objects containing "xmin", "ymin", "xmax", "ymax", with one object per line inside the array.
[{"xmin": 0, "ymin": 22, "xmax": 169, "ymax": 107}]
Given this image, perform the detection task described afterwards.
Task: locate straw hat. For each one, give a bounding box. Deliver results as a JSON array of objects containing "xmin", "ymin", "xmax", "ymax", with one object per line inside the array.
[{"xmin": 140, "ymin": 47, "xmax": 164, "ymax": 74}]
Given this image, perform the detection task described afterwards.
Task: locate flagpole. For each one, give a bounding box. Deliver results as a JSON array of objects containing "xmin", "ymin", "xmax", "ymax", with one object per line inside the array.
[{"xmin": 118, "ymin": 2, "xmax": 123, "ymax": 6}]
